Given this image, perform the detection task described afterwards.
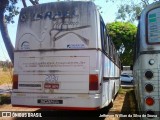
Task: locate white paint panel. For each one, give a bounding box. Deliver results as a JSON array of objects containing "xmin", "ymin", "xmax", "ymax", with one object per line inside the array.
[
  {"xmin": 18, "ymin": 56, "xmax": 89, "ymax": 72},
  {"xmin": 17, "ymin": 74, "xmax": 89, "ymax": 93},
  {"xmin": 11, "ymin": 93, "xmax": 101, "ymax": 108}
]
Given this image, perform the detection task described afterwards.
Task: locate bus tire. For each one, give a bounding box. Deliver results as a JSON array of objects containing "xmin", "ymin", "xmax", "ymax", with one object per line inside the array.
[{"xmin": 108, "ymin": 99, "xmax": 113, "ymax": 108}]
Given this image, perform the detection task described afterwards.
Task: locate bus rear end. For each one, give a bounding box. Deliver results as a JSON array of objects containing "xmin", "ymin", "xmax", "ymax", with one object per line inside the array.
[
  {"xmin": 134, "ymin": 1, "xmax": 160, "ymax": 119},
  {"xmin": 11, "ymin": 1, "xmax": 102, "ymax": 110},
  {"xmin": 12, "ymin": 51, "xmax": 100, "ymax": 110}
]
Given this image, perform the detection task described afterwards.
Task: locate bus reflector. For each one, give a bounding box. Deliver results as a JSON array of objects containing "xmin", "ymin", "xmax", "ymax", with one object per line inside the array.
[
  {"xmin": 12, "ymin": 74, "xmax": 18, "ymax": 89},
  {"xmin": 145, "ymin": 97, "xmax": 154, "ymax": 106},
  {"xmin": 89, "ymin": 74, "xmax": 98, "ymax": 90}
]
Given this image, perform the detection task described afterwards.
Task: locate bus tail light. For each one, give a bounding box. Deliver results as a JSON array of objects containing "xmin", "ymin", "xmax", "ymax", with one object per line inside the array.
[
  {"xmin": 145, "ymin": 97, "xmax": 154, "ymax": 106},
  {"xmin": 145, "ymin": 70, "xmax": 153, "ymax": 79},
  {"xmin": 89, "ymin": 74, "xmax": 98, "ymax": 90},
  {"xmin": 12, "ymin": 74, "xmax": 18, "ymax": 89},
  {"xmin": 145, "ymin": 84, "xmax": 154, "ymax": 93}
]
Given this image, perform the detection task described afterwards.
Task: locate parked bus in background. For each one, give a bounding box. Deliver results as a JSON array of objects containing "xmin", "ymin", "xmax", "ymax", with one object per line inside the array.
[
  {"xmin": 12, "ymin": 1, "xmax": 121, "ymax": 111},
  {"xmin": 133, "ymin": 1, "xmax": 160, "ymax": 119}
]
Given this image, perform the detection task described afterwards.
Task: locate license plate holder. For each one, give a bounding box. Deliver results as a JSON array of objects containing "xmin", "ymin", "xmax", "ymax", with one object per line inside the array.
[{"xmin": 37, "ymin": 99, "xmax": 63, "ymax": 104}]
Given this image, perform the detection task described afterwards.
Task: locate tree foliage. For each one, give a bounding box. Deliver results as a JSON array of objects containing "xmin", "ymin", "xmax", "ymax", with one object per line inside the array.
[
  {"xmin": 0, "ymin": 0, "xmax": 40, "ymax": 64},
  {"xmin": 107, "ymin": 22, "xmax": 137, "ymax": 65},
  {"xmin": 106, "ymin": 0, "xmax": 160, "ymax": 22},
  {"xmin": 0, "ymin": 0, "xmax": 17, "ymax": 64},
  {"xmin": 4, "ymin": 0, "xmax": 19, "ymax": 24}
]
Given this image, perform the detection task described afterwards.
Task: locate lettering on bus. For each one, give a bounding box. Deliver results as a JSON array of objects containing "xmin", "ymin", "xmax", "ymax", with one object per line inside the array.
[
  {"xmin": 23, "ymin": 61, "xmax": 86, "ymax": 68},
  {"xmin": 20, "ymin": 8, "xmax": 79, "ymax": 22}
]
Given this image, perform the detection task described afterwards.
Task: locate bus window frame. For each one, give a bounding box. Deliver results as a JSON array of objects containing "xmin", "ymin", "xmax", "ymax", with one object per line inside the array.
[
  {"xmin": 133, "ymin": 23, "xmax": 140, "ymax": 64},
  {"xmin": 100, "ymin": 17, "xmax": 120, "ymax": 68},
  {"xmin": 146, "ymin": 7, "xmax": 160, "ymax": 45},
  {"xmin": 100, "ymin": 17, "xmax": 109, "ymax": 56}
]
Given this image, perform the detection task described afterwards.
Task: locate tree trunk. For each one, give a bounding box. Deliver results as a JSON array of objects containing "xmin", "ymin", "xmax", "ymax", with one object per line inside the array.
[{"xmin": 0, "ymin": 9, "xmax": 14, "ymax": 65}]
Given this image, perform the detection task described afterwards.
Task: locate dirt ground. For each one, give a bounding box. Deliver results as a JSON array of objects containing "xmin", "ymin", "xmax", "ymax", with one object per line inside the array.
[
  {"xmin": 105, "ymin": 94, "xmax": 125, "ymax": 120},
  {"xmin": 105, "ymin": 87, "xmax": 139, "ymax": 120}
]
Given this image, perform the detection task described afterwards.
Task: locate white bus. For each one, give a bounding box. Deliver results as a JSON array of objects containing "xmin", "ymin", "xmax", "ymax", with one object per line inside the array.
[
  {"xmin": 133, "ymin": 1, "xmax": 160, "ymax": 119},
  {"xmin": 12, "ymin": 1, "xmax": 121, "ymax": 110}
]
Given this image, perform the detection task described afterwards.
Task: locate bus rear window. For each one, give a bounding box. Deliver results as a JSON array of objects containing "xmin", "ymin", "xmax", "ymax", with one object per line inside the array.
[
  {"xmin": 147, "ymin": 7, "xmax": 160, "ymax": 44},
  {"xmin": 15, "ymin": 2, "xmax": 93, "ymax": 50}
]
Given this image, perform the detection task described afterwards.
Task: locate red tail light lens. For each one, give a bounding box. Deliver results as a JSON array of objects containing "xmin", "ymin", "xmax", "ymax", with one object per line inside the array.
[
  {"xmin": 89, "ymin": 74, "xmax": 98, "ymax": 90},
  {"xmin": 145, "ymin": 97, "xmax": 154, "ymax": 106},
  {"xmin": 12, "ymin": 74, "xmax": 18, "ymax": 89}
]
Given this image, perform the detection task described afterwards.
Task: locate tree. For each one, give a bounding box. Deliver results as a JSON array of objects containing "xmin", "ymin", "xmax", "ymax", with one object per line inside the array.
[
  {"xmin": 106, "ymin": 0, "xmax": 160, "ymax": 22},
  {"xmin": 107, "ymin": 22, "xmax": 137, "ymax": 65},
  {"xmin": 0, "ymin": 0, "xmax": 40, "ymax": 65},
  {"xmin": 0, "ymin": 0, "xmax": 16, "ymax": 65}
]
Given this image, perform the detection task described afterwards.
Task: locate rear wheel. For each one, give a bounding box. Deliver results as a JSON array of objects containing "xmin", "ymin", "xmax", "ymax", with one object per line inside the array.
[
  {"xmin": 108, "ymin": 100, "xmax": 113, "ymax": 108},
  {"xmin": 99, "ymin": 100, "xmax": 113, "ymax": 113},
  {"xmin": 99, "ymin": 106, "xmax": 110, "ymax": 114}
]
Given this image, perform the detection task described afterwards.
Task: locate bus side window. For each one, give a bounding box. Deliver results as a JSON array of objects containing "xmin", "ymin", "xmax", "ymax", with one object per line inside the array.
[
  {"xmin": 116, "ymin": 54, "xmax": 118, "ymax": 65},
  {"xmin": 109, "ymin": 39, "xmax": 113, "ymax": 59},
  {"xmin": 113, "ymin": 47, "xmax": 116, "ymax": 62},
  {"xmin": 106, "ymin": 35, "xmax": 109, "ymax": 54},
  {"xmin": 104, "ymin": 32, "xmax": 109, "ymax": 54},
  {"xmin": 103, "ymin": 29, "xmax": 107, "ymax": 53},
  {"xmin": 108, "ymin": 37, "xmax": 111, "ymax": 57},
  {"xmin": 100, "ymin": 19, "xmax": 109, "ymax": 55},
  {"xmin": 112, "ymin": 44, "xmax": 114, "ymax": 60}
]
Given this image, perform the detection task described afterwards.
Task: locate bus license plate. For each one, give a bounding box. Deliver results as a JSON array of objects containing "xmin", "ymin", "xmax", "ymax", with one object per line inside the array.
[
  {"xmin": 37, "ymin": 99, "xmax": 63, "ymax": 104},
  {"xmin": 44, "ymin": 83, "xmax": 59, "ymax": 89}
]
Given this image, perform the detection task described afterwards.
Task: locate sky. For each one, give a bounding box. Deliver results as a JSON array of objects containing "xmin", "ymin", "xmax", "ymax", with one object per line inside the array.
[{"xmin": 0, "ymin": 0, "xmax": 119, "ymax": 61}]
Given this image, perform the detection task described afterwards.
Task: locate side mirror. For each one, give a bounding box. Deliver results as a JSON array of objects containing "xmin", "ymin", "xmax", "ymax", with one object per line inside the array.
[{"xmin": 130, "ymin": 65, "xmax": 133, "ymax": 70}]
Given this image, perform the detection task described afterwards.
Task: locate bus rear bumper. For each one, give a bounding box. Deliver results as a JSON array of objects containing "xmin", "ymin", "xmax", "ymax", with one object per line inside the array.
[{"xmin": 11, "ymin": 93, "xmax": 101, "ymax": 110}]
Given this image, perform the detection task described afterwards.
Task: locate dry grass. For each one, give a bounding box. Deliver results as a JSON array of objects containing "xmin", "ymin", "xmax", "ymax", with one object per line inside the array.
[
  {"xmin": 0, "ymin": 94, "xmax": 11, "ymax": 105},
  {"xmin": 0, "ymin": 68, "xmax": 13, "ymax": 85},
  {"xmin": 118, "ymin": 87, "xmax": 133, "ymax": 94}
]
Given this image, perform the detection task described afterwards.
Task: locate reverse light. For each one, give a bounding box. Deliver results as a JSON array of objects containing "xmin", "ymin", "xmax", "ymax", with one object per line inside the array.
[
  {"xmin": 89, "ymin": 74, "xmax": 98, "ymax": 90},
  {"xmin": 12, "ymin": 74, "xmax": 18, "ymax": 89},
  {"xmin": 145, "ymin": 71, "xmax": 153, "ymax": 79},
  {"xmin": 145, "ymin": 97, "xmax": 154, "ymax": 106},
  {"xmin": 149, "ymin": 59, "xmax": 155, "ymax": 65},
  {"xmin": 145, "ymin": 84, "xmax": 154, "ymax": 93}
]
